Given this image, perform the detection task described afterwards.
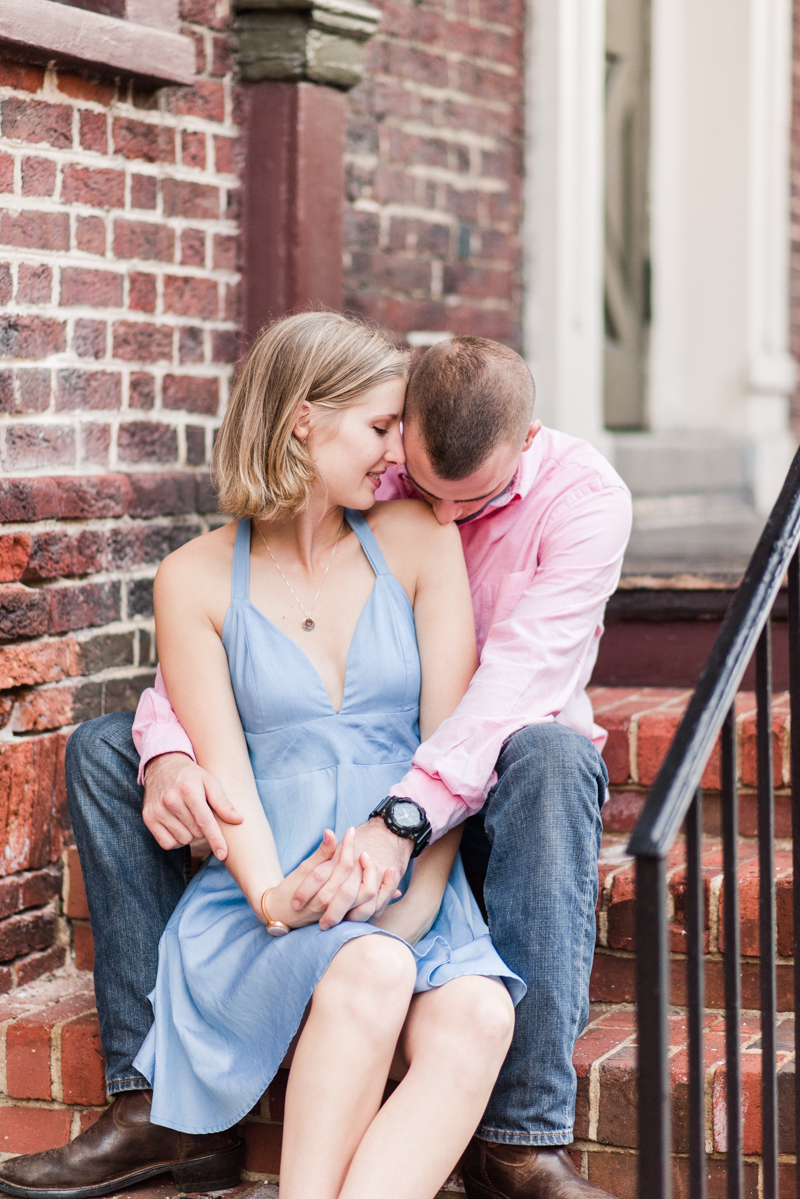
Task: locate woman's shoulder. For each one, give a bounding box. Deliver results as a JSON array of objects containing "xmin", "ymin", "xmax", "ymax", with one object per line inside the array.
[
  {"xmin": 364, "ymin": 499, "xmax": 462, "ymax": 581},
  {"xmin": 155, "ymin": 520, "xmax": 239, "ymax": 604}
]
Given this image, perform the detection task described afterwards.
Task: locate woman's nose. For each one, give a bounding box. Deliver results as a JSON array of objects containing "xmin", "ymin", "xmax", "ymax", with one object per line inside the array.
[{"xmin": 384, "ymin": 427, "xmax": 405, "ymax": 466}]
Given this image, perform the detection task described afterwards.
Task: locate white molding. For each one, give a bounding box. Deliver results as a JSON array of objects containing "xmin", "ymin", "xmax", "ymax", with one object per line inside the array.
[
  {"xmin": 0, "ymin": 0, "xmax": 195, "ymax": 85},
  {"xmin": 522, "ymin": 0, "xmax": 609, "ymax": 455}
]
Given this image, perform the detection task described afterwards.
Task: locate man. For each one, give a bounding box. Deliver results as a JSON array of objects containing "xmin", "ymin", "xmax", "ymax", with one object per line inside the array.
[{"xmin": 0, "ymin": 337, "xmax": 631, "ymax": 1199}]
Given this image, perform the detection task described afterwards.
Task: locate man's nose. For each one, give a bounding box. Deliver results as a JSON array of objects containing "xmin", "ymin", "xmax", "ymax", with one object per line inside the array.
[{"xmin": 431, "ymin": 499, "xmax": 462, "ymax": 525}]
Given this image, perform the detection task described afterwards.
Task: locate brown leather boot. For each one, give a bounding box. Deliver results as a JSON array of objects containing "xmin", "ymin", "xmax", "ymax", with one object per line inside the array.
[
  {"xmin": 461, "ymin": 1139, "xmax": 618, "ymax": 1199},
  {"xmin": 0, "ymin": 1090, "xmax": 243, "ymax": 1199}
]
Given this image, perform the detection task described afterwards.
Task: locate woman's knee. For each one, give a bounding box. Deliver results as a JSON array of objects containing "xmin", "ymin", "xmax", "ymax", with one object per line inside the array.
[
  {"xmin": 315, "ymin": 934, "xmax": 416, "ymax": 1027},
  {"xmin": 418, "ymin": 979, "xmax": 514, "ymax": 1072}
]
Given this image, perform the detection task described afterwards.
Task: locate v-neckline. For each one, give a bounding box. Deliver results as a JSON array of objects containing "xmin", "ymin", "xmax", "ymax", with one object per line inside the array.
[{"xmin": 243, "ymin": 583, "xmax": 377, "ymax": 715}]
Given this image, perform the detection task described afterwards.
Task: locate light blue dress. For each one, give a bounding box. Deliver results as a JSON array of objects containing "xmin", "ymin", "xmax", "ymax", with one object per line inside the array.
[{"xmin": 134, "ymin": 512, "xmax": 524, "ymax": 1134}]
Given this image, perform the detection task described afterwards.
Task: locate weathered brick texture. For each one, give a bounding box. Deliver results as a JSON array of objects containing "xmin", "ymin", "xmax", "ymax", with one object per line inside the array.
[
  {"xmin": 0, "ymin": 0, "xmax": 240, "ymax": 986},
  {"xmin": 343, "ymin": 0, "xmax": 524, "ymax": 347}
]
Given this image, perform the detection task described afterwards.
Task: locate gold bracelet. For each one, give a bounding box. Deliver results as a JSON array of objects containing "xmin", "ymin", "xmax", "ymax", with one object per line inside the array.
[{"xmin": 261, "ymin": 888, "xmax": 291, "ymax": 938}]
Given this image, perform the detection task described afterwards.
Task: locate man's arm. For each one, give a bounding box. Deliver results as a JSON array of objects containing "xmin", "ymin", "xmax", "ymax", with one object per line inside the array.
[
  {"xmin": 132, "ymin": 666, "xmax": 243, "ymax": 859},
  {"xmin": 389, "ymin": 481, "xmax": 632, "ymax": 835}
]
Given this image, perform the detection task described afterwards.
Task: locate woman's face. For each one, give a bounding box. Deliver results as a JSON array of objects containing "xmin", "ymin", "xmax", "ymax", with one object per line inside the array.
[{"xmin": 303, "ymin": 376, "xmax": 407, "ymax": 510}]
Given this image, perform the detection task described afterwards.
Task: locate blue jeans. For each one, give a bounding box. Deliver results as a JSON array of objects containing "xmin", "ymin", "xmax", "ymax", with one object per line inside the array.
[{"xmin": 66, "ymin": 713, "xmax": 606, "ymax": 1143}]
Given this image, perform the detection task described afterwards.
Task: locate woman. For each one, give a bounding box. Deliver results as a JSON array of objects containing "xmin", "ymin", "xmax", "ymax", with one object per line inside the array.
[{"xmin": 134, "ymin": 312, "xmax": 524, "ymax": 1199}]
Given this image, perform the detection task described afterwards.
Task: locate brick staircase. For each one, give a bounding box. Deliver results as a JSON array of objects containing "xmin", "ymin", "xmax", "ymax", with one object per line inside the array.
[{"xmin": 0, "ymin": 685, "xmax": 793, "ymax": 1197}]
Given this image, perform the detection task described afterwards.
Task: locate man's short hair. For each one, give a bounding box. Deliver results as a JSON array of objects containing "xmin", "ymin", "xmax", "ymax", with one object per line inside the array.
[{"xmin": 404, "ymin": 336, "xmax": 535, "ymax": 480}]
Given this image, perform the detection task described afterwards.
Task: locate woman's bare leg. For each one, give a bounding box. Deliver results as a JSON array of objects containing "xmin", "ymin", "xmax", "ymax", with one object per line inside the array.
[
  {"xmin": 339, "ymin": 975, "xmax": 514, "ymax": 1199},
  {"xmin": 279, "ymin": 935, "xmax": 416, "ymax": 1199}
]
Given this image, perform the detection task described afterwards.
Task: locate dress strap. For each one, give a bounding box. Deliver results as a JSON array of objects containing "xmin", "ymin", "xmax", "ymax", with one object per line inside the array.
[
  {"xmin": 344, "ymin": 509, "xmax": 390, "ymax": 577},
  {"xmin": 231, "ymin": 518, "xmax": 252, "ymax": 601}
]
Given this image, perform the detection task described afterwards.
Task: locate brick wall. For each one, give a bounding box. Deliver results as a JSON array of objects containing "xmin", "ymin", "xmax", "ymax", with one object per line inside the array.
[
  {"xmin": 0, "ymin": 0, "xmax": 241, "ymax": 987},
  {"xmin": 343, "ymin": 0, "xmax": 524, "ymax": 349}
]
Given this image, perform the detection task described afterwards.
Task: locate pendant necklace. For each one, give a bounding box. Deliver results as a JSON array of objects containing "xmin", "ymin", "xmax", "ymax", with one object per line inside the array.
[{"xmin": 256, "ymin": 518, "xmax": 345, "ymax": 632}]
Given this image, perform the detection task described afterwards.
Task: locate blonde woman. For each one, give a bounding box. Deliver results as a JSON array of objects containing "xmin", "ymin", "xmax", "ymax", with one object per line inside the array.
[{"xmin": 133, "ymin": 312, "xmax": 523, "ymax": 1199}]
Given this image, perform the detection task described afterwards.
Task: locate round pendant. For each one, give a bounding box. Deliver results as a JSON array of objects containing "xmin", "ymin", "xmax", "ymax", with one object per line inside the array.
[{"xmin": 302, "ymin": 618, "xmax": 315, "ymax": 632}]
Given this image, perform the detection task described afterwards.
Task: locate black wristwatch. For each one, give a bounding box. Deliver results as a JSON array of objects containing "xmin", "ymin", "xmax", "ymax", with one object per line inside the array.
[{"xmin": 369, "ymin": 796, "xmax": 432, "ymax": 858}]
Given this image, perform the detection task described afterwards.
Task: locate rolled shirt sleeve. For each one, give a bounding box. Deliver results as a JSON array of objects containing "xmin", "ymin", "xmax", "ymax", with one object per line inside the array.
[{"xmin": 132, "ymin": 664, "xmax": 196, "ymax": 785}]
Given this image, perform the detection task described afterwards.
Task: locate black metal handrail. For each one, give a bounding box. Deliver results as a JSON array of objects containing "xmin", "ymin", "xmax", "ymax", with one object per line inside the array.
[{"xmin": 629, "ymin": 445, "xmax": 800, "ymax": 1199}]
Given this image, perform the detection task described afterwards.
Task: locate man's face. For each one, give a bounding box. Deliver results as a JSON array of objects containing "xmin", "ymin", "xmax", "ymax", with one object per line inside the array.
[{"xmin": 402, "ymin": 418, "xmax": 541, "ymax": 525}]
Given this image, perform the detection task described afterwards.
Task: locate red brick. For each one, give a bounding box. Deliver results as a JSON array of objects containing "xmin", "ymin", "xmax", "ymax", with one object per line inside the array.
[
  {"xmin": 224, "ymin": 281, "xmax": 241, "ymax": 322},
  {"xmin": 130, "ymin": 173, "xmax": 157, "ymax": 210},
  {"xmin": 0, "ymin": 210, "xmax": 69, "ymax": 251},
  {"xmin": 56, "ymin": 72, "xmax": 115, "ymax": 104},
  {"xmin": 20, "ymin": 866, "xmax": 61, "ymax": 909},
  {"xmin": 13, "ymin": 686, "xmax": 74, "ymax": 734},
  {"xmin": 179, "ymin": 0, "xmax": 228, "ymax": 28},
  {"xmin": 0, "ymin": 585, "xmax": 54, "ymax": 642},
  {"xmin": 73, "ymin": 318, "xmax": 107, "ymax": 359},
  {"xmin": 48, "ymin": 581, "xmax": 120, "ymax": 634},
  {"xmin": 212, "ymin": 233, "xmax": 239, "ymax": 271},
  {"xmin": 0, "ymin": 640, "xmax": 76, "ymax": 689},
  {"xmin": 127, "ymin": 472, "xmax": 198, "ymax": 516},
  {"xmin": 1, "ymin": 97, "xmax": 71, "ymax": 147},
  {"xmin": 0, "ymin": 263, "xmax": 10, "ymax": 304},
  {"xmin": 244, "ymin": 1121, "xmax": 282, "ymax": 1174},
  {"xmin": 73, "ymin": 923, "xmax": 94, "ymax": 971},
  {"xmin": 739, "ymin": 711, "xmax": 784, "ymax": 788},
  {"xmin": 62, "ymin": 165, "xmax": 125, "ymax": 209},
  {"xmin": 127, "ymin": 272, "xmax": 156, "ymax": 314},
  {"xmin": 6, "ymin": 990, "xmax": 96, "ymax": 1099},
  {"xmin": 181, "ymin": 130, "xmax": 206, "ymax": 169},
  {"xmin": 163, "ymin": 275, "xmax": 218, "ymax": 318},
  {"xmin": 167, "ymin": 81, "xmax": 225, "ymax": 122},
  {"xmin": 130, "ymin": 372, "xmax": 155, "ymax": 409},
  {"xmin": 113, "ymin": 219, "xmax": 174, "ymax": 263},
  {"xmin": 5, "ymin": 424, "xmax": 75, "ymax": 470},
  {"xmin": 112, "ymin": 321, "xmax": 173, "ymax": 362},
  {"xmin": 75, "ymin": 215, "xmax": 106, "ymax": 256},
  {"xmin": 0, "ymin": 151, "xmax": 12, "ymax": 193},
  {"xmin": 118, "ymin": 421, "xmax": 178, "ymax": 464},
  {"xmin": 211, "ymin": 329, "xmax": 238, "ymax": 363},
  {"xmin": 0, "ymin": 314, "xmax": 65, "ymax": 359},
  {"xmin": 179, "ymin": 326, "xmax": 204, "ymax": 363},
  {"xmin": 21, "ymin": 156, "xmax": 56, "ymax": 197},
  {"xmin": 162, "ymin": 375, "xmax": 219, "ymax": 415},
  {"xmin": 589, "ymin": 951, "xmax": 635, "ymax": 1004},
  {"xmin": 214, "ymin": 134, "xmax": 236, "ymax": 174},
  {"xmin": 65, "ymin": 846, "xmax": 89, "ymax": 919},
  {"xmin": 14, "ymin": 944, "xmax": 66, "ymax": 989},
  {"xmin": 162, "ymin": 178, "xmax": 219, "ymax": 220},
  {"xmin": 61, "ymin": 267, "xmax": 123, "ymax": 309},
  {"xmin": 79, "ymin": 110, "xmax": 108, "ymax": 154},
  {"xmin": 0, "ymin": 535, "xmax": 31, "ymax": 583},
  {"xmin": 16, "ymin": 264, "xmax": 52, "ymax": 305},
  {"xmin": 25, "ymin": 528, "xmax": 104, "ymax": 578},
  {"xmin": 211, "ymin": 35, "xmax": 232, "ymax": 76},
  {"xmin": 60, "ymin": 1011, "xmax": 106, "ymax": 1105},
  {"xmin": 0, "ymin": 61, "xmax": 44, "ymax": 92},
  {"xmin": 0, "ymin": 1107, "xmax": 71, "ymax": 1155},
  {"xmin": 82, "ymin": 422, "xmax": 111, "ymax": 466},
  {"xmin": 56, "ymin": 369, "xmax": 121, "ymax": 411},
  {"xmin": 181, "ymin": 228, "xmax": 206, "ymax": 266},
  {"xmin": 0, "ymin": 909, "xmax": 56, "ymax": 963},
  {"xmin": 112, "ymin": 117, "xmax": 175, "ymax": 163}
]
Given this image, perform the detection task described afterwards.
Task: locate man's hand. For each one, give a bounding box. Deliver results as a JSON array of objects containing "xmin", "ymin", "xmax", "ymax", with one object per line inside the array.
[
  {"xmin": 142, "ymin": 753, "xmax": 242, "ymax": 860},
  {"xmin": 290, "ymin": 817, "xmax": 412, "ymax": 922}
]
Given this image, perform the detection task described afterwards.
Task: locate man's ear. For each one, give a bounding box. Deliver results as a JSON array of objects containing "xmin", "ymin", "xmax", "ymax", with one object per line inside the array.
[
  {"xmin": 293, "ymin": 401, "xmax": 313, "ymax": 441},
  {"xmin": 521, "ymin": 420, "xmax": 542, "ymax": 453}
]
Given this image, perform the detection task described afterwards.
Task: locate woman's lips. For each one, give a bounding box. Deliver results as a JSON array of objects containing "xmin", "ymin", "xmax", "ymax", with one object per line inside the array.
[{"xmin": 367, "ymin": 472, "xmax": 383, "ymax": 489}]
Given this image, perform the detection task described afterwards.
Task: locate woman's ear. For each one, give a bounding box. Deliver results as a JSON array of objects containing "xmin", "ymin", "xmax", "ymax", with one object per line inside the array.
[{"xmin": 293, "ymin": 401, "xmax": 313, "ymax": 442}]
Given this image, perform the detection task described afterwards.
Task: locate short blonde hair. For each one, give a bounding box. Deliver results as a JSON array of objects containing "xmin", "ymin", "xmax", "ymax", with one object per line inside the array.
[{"xmin": 213, "ymin": 312, "xmax": 410, "ymax": 519}]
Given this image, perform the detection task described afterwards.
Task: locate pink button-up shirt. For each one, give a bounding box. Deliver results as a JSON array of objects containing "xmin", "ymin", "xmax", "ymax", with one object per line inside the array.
[{"xmin": 132, "ymin": 425, "xmax": 632, "ymax": 838}]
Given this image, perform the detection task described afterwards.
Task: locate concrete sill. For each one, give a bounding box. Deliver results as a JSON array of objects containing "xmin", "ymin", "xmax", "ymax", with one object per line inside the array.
[{"xmin": 0, "ymin": 0, "xmax": 196, "ymax": 86}]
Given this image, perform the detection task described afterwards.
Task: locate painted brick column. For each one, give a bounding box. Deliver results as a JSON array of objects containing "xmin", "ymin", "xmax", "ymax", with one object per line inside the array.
[{"xmin": 233, "ymin": 0, "xmax": 380, "ymax": 338}]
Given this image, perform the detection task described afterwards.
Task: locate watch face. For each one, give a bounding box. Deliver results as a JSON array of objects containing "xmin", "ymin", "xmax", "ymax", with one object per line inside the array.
[{"xmin": 392, "ymin": 800, "xmax": 422, "ymax": 830}]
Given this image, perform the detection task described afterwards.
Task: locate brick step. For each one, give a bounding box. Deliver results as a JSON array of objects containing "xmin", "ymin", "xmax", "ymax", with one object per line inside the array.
[
  {"xmin": 591, "ymin": 832, "xmax": 799, "ymax": 1010},
  {"xmin": 0, "ymin": 970, "xmax": 789, "ymax": 1198}
]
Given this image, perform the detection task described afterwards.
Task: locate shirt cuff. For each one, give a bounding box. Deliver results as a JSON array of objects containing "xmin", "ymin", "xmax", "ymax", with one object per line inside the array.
[
  {"xmin": 388, "ymin": 767, "xmax": 470, "ymax": 840},
  {"xmin": 136, "ymin": 728, "xmax": 196, "ymax": 786}
]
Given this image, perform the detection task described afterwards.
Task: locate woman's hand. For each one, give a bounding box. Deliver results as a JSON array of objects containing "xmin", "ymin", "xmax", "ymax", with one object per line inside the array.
[{"xmin": 267, "ymin": 828, "xmax": 400, "ymax": 932}]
